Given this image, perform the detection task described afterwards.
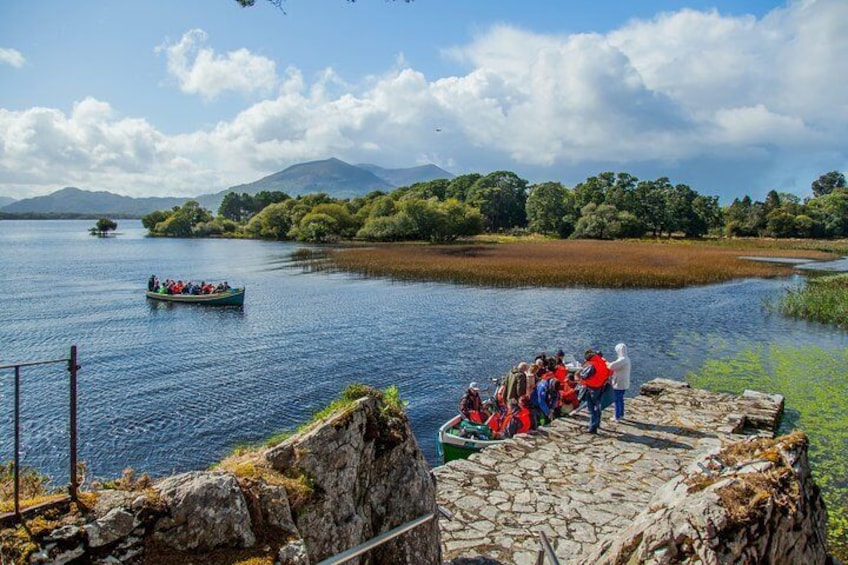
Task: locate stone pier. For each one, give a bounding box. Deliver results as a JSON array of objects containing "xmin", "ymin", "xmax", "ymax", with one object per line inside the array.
[{"xmin": 433, "ymin": 379, "xmax": 787, "ymax": 565}]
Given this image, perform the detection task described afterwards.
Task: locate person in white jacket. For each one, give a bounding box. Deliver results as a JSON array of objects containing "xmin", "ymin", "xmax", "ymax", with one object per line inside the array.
[{"xmin": 607, "ymin": 343, "xmax": 631, "ymax": 422}]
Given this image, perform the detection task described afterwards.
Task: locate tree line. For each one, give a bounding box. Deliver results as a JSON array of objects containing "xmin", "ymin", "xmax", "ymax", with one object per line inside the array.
[{"xmin": 141, "ymin": 170, "xmax": 847, "ymax": 242}]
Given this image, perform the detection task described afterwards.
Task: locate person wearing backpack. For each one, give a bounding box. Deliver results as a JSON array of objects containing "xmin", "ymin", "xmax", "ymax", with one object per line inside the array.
[{"xmin": 579, "ymin": 349, "xmax": 612, "ymax": 434}]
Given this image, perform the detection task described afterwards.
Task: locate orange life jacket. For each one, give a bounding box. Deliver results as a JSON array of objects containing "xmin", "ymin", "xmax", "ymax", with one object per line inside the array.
[
  {"xmin": 581, "ymin": 355, "xmax": 611, "ymax": 389},
  {"xmin": 515, "ymin": 407, "xmax": 531, "ymax": 434}
]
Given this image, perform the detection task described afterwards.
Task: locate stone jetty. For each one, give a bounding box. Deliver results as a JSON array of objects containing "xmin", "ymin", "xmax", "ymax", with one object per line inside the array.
[{"xmin": 432, "ymin": 378, "xmax": 815, "ymax": 564}]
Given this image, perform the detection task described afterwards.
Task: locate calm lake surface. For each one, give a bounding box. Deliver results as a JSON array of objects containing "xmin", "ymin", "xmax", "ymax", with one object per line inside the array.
[{"xmin": 2, "ymin": 220, "xmax": 847, "ymax": 484}]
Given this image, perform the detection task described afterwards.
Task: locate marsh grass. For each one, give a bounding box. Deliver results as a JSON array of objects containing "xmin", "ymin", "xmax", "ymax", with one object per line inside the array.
[
  {"xmin": 319, "ymin": 239, "xmax": 837, "ymax": 288},
  {"xmin": 687, "ymin": 346, "xmax": 848, "ymax": 558},
  {"xmin": 777, "ymin": 273, "xmax": 848, "ymax": 327}
]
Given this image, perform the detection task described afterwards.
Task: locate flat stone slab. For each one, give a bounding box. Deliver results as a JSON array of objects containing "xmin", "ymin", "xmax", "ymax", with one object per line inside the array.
[{"xmin": 433, "ymin": 379, "xmax": 784, "ymax": 564}]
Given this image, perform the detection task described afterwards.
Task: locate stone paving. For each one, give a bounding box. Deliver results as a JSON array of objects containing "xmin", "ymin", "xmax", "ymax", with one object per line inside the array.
[{"xmin": 433, "ymin": 379, "xmax": 784, "ymax": 565}]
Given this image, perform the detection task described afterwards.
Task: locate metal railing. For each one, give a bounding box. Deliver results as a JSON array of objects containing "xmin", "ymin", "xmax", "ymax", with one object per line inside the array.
[
  {"xmin": 536, "ymin": 530, "xmax": 561, "ymax": 565},
  {"xmin": 0, "ymin": 346, "xmax": 79, "ymax": 522},
  {"xmin": 316, "ymin": 506, "xmax": 452, "ymax": 565}
]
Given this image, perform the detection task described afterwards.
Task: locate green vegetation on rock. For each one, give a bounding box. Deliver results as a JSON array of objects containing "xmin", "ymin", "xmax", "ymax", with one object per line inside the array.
[{"xmin": 687, "ymin": 345, "xmax": 848, "ymax": 558}]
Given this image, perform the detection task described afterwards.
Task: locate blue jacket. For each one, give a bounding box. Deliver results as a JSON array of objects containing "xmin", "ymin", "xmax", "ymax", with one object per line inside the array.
[{"xmin": 530, "ymin": 379, "xmax": 557, "ymax": 418}]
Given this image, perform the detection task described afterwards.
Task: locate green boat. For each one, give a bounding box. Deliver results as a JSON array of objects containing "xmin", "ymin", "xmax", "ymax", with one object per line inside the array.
[
  {"xmin": 145, "ymin": 287, "xmax": 245, "ymax": 307},
  {"xmin": 437, "ymin": 414, "xmax": 505, "ymax": 463}
]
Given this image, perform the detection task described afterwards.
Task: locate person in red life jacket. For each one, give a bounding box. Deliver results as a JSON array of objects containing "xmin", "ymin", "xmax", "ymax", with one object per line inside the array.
[
  {"xmin": 560, "ymin": 375, "xmax": 580, "ymax": 414},
  {"xmin": 578, "ymin": 348, "xmax": 612, "ymax": 434},
  {"xmin": 459, "ymin": 382, "xmax": 487, "ymax": 424},
  {"xmin": 507, "ymin": 395, "xmax": 532, "ymax": 437}
]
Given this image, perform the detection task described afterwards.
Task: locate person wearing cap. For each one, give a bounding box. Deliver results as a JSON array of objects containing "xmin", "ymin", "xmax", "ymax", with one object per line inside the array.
[{"xmin": 459, "ymin": 382, "xmax": 486, "ymax": 424}]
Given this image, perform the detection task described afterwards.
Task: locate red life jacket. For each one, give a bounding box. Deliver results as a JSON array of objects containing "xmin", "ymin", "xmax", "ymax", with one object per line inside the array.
[
  {"xmin": 553, "ymin": 365, "xmax": 567, "ymax": 384},
  {"xmin": 581, "ymin": 355, "xmax": 611, "ymax": 389},
  {"xmin": 516, "ymin": 407, "xmax": 531, "ymax": 434}
]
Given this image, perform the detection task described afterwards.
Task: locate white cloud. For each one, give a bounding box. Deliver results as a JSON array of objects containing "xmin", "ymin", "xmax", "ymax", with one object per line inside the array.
[
  {"xmin": 0, "ymin": 48, "xmax": 25, "ymax": 68},
  {"xmin": 2, "ymin": 0, "xmax": 847, "ymax": 201},
  {"xmin": 156, "ymin": 29, "xmax": 277, "ymax": 100}
]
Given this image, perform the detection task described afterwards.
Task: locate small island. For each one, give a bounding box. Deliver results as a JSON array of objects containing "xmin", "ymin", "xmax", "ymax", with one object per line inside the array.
[{"xmin": 89, "ymin": 218, "xmax": 118, "ymax": 237}]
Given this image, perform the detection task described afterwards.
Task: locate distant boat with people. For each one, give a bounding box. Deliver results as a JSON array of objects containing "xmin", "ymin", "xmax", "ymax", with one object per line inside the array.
[
  {"xmin": 145, "ymin": 287, "xmax": 245, "ymax": 307},
  {"xmin": 145, "ymin": 275, "xmax": 245, "ymax": 306}
]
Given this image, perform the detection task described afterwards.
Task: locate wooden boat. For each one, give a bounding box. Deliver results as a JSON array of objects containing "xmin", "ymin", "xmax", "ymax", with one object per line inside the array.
[
  {"xmin": 145, "ymin": 287, "xmax": 245, "ymax": 307},
  {"xmin": 437, "ymin": 414, "xmax": 504, "ymax": 464}
]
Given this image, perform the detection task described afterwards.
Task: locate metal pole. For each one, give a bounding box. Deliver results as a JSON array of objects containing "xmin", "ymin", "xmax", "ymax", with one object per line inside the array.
[
  {"xmin": 68, "ymin": 346, "xmax": 78, "ymax": 501},
  {"xmin": 14, "ymin": 366, "xmax": 21, "ymax": 520}
]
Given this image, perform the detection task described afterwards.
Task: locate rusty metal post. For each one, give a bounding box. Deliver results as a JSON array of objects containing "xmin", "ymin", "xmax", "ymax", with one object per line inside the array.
[
  {"xmin": 68, "ymin": 345, "xmax": 78, "ymax": 501},
  {"xmin": 13, "ymin": 366, "xmax": 21, "ymax": 520}
]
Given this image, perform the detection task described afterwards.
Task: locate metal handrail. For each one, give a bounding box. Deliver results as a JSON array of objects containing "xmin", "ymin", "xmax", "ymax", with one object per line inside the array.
[
  {"xmin": 0, "ymin": 346, "xmax": 79, "ymax": 521},
  {"xmin": 316, "ymin": 511, "xmax": 438, "ymax": 565},
  {"xmin": 536, "ymin": 531, "xmax": 560, "ymax": 565}
]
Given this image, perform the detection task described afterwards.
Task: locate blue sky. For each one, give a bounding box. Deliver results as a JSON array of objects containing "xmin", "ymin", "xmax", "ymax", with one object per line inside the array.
[{"xmin": 1, "ymin": 0, "xmax": 845, "ymax": 203}]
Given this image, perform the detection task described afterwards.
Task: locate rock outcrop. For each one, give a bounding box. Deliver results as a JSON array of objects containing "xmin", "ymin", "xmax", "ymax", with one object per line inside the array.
[
  {"xmin": 585, "ymin": 432, "xmax": 829, "ymax": 564},
  {"xmin": 16, "ymin": 386, "xmax": 440, "ymax": 565},
  {"xmin": 262, "ymin": 391, "xmax": 440, "ymax": 564}
]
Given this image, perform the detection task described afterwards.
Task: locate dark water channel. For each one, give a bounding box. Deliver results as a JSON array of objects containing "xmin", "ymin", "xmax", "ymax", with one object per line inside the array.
[{"xmin": 2, "ymin": 220, "xmax": 846, "ymax": 484}]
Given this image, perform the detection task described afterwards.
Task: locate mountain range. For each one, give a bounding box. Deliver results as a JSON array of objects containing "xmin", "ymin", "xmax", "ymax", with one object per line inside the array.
[{"xmin": 0, "ymin": 158, "xmax": 453, "ymax": 217}]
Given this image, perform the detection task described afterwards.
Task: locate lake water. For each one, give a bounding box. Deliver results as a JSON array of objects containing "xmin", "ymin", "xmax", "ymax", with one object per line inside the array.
[{"xmin": 2, "ymin": 220, "xmax": 847, "ymax": 485}]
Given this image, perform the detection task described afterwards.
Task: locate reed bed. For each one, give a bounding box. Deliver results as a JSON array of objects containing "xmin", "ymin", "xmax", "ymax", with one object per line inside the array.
[
  {"xmin": 778, "ymin": 273, "xmax": 848, "ymax": 327},
  {"xmin": 321, "ymin": 239, "xmax": 836, "ymax": 289}
]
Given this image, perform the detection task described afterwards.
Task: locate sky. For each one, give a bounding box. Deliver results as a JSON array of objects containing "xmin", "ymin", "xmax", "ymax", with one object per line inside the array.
[{"xmin": 0, "ymin": 0, "xmax": 846, "ymax": 203}]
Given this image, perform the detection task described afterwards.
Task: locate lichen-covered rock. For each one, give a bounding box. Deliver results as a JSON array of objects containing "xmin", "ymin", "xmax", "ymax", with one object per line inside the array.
[
  {"xmin": 264, "ymin": 393, "xmax": 440, "ymax": 564},
  {"xmin": 152, "ymin": 471, "xmax": 256, "ymax": 551},
  {"xmin": 84, "ymin": 507, "xmax": 136, "ymax": 548},
  {"xmin": 278, "ymin": 539, "xmax": 311, "ymax": 565},
  {"xmin": 585, "ymin": 432, "xmax": 829, "ymax": 565}
]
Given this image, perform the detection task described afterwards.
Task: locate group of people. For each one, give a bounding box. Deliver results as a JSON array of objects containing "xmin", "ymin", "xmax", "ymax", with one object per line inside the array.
[
  {"xmin": 458, "ymin": 344, "xmax": 631, "ymax": 439},
  {"xmin": 147, "ymin": 275, "xmax": 231, "ymax": 296}
]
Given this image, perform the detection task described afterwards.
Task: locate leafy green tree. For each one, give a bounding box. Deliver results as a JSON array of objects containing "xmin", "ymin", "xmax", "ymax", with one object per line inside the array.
[
  {"xmin": 466, "ymin": 171, "xmax": 528, "ymax": 232},
  {"xmin": 633, "ymin": 179, "xmax": 668, "ymax": 238},
  {"xmin": 445, "ymin": 173, "xmax": 482, "ymax": 201},
  {"xmin": 397, "ymin": 179, "xmax": 449, "ymax": 201},
  {"xmin": 724, "ymin": 195, "xmax": 766, "ymax": 237},
  {"xmin": 368, "ymin": 195, "xmax": 398, "ymax": 218},
  {"xmin": 289, "ymin": 212, "xmax": 339, "ymax": 242},
  {"xmin": 765, "ymin": 211, "xmax": 797, "ymax": 238},
  {"xmin": 573, "ymin": 172, "xmax": 615, "ymax": 209},
  {"xmin": 311, "ymin": 203, "xmax": 361, "ymax": 238},
  {"xmin": 811, "ymin": 171, "xmax": 847, "ymax": 197},
  {"xmin": 155, "ymin": 201, "xmax": 213, "ymax": 237},
  {"xmin": 806, "ymin": 191, "xmax": 848, "ymax": 237},
  {"xmin": 664, "ymin": 183, "xmax": 699, "ymax": 237},
  {"xmin": 141, "ymin": 209, "xmax": 171, "ymax": 230},
  {"xmin": 245, "ymin": 201, "xmax": 293, "ymax": 239},
  {"xmin": 91, "ymin": 217, "xmax": 117, "ymax": 235},
  {"xmin": 572, "ymin": 203, "xmax": 619, "ymax": 240},
  {"xmin": 432, "ymin": 198, "xmax": 484, "ymax": 242},
  {"xmin": 252, "ymin": 190, "xmax": 290, "ymax": 212},
  {"xmin": 218, "ymin": 192, "xmax": 253, "ymax": 222},
  {"xmin": 691, "ymin": 195, "xmax": 723, "ymax": 236},
  {"xmin": 356, "ymin": 214, "xmax": 416, "ymax": 241},
  {"xmin": 793, "ymin": 214, "xmax": 821, "ymax": 238},
  {"xmin": 526, "ymin": 182, "xmax": 568, "ymax": 236},
  {"xmin": 603, "ymin": 173, "xmax": 638, "ymax": 212}
]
